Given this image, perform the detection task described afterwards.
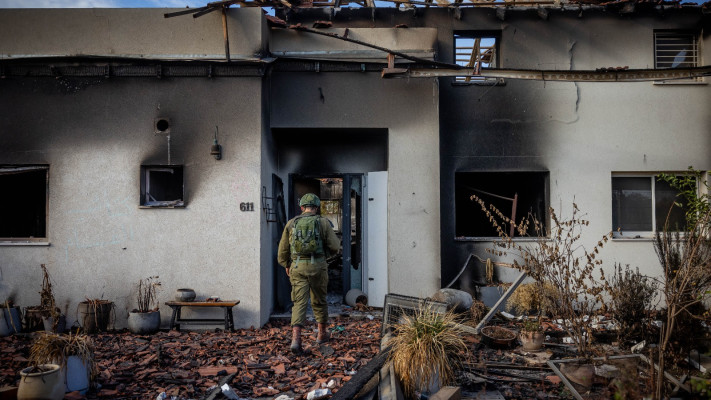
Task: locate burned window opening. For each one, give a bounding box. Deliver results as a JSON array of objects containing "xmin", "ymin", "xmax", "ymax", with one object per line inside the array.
[
  {"xmin": 455, "ymin": 172, "xmax": 548, "ymax": 239},
  {"xmin": 453, "ymin": 33, "xmax": 500, "ymax": 85},
  {"xmin": 140, "ymin": 165, "xmax": 185, "ymax": 208},
  {"xmin": 0, "ymin": 166, "xmax": 48, "ymax": 241},
  {"xmin": 611, "ymin": 175, "xmax": 690, "ymax": 238}
]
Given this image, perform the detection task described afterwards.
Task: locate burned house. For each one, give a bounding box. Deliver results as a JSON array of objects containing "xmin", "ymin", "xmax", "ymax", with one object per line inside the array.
[{"xmin": 0, "ymin": 2, "xmax": 709, "ymax": 329}]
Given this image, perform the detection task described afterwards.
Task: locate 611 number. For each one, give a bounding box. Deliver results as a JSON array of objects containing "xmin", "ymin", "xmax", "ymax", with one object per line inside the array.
[{"xmin": 240, "ymin": 202, "xmax": 255, "ymax": 211}]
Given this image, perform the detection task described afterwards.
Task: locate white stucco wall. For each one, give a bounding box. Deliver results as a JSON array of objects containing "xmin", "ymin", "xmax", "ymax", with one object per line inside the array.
[
  {"xmin": 0, "ymin": 8, "xmax": 266, "ymax": 61},
  {"xmin": 270, "ymin": 73, "xmax": 442, "ymax": 299},
  {"xmin": 0, "ymin": 8, "xmax": 267, "ymax": 329}
]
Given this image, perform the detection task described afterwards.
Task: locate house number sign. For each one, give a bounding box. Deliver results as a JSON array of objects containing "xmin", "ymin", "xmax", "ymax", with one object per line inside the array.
[{"xmin": 240, "ymin": 202, "xmax": 255, "ymax": 211}]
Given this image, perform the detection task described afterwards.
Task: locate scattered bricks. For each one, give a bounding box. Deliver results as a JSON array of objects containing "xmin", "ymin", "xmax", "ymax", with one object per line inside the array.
[
  {"xmin": 429, "ymin": 386, "xmax": 462, "ymax": 400},
  {"xmin": 0, "ymin": 316, "xmax": 384, "ymax": 399}
]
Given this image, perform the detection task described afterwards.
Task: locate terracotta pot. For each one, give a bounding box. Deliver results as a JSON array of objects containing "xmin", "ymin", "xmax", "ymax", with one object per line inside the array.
[
  {"xmin": 481, "ymin": 326, "xmax": 517, "ymax": 349},
  {"xmin": 18, "ymin": 364, "xmax": 64, "ymax": 400},
  {"xmin": 519, "ymin": 330, "xmax": 545, "ymax": 351},
  {"xmin": 24, "ymin": 306, "xmax": 45, "ymax": 332},
  {"xmin": 560, "ymin": 362, "xmax": 595, "ymax": 390},
  {"xmin": 77, "ymin": 301, "xmax": 113, "ymax": 333},
  {"xmin": 127, "ymin": 310, "xmax": 161, "ymax": 335}
]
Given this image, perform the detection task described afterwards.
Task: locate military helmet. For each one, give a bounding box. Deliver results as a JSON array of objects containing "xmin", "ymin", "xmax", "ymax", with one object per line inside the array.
[{"xmin": 299, "ymin": 193, "xmax": 321, "ymax": 207}]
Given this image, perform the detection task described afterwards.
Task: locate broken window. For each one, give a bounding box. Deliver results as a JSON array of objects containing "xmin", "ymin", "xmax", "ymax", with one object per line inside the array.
[
  {"xmin": 612, "ymin": 175, "xmax": 690, "ymax": 238},
  {"xmin": 654, "ymin": 31, "xmax": 701, "ymax": 83},
  {"xmin": 140, "ymin": 165, "xmax": 184, "ymax": 207},
  {"xmin": 0, "ymin": 166, "xmax": 48, "ymax": 242},
  {"xmin": 455, "ymin": 172, "xmax": 548, "ymax": 239},
  {"xmin": 454, "ymin": 33, "xmax": 499, "ymax": 84}
]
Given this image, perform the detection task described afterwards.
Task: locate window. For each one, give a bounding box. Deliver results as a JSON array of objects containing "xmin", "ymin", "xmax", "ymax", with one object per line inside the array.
[
  {"xmin": 455, "ymin": 172, "xmax": 548, "ymax": 238},
  {"xmin": 0, "ymin": 165, "xmax": 48, "ymax": 242},
  {"xmin": 454, "ymin": 33, "xmax": 499, "ymax": 84},
  {"xmin": 140, "ymin": 165, "xmax": 184, "ymax": 207},
  {"xmin": 654, "ymin": 31, "xmax": 701, "ymax": 83},
  {"xmin": 611, "ymin": 175, "xmax": 690, "ymax": 238}
]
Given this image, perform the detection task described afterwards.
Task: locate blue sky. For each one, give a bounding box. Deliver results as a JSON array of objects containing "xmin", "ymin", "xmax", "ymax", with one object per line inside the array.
[
  {"xmin": 0, "ymin": 0, "xmax": 704, "ymax": 7},
  {"xmin": 0, "ymin": 0, "xmax": 204, "ymax": 7}
]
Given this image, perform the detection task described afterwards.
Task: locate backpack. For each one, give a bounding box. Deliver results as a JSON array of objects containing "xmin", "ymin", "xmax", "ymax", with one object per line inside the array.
[{"xmin": 290, "ymin": 215, "xmax": 323, "ymax": 258}]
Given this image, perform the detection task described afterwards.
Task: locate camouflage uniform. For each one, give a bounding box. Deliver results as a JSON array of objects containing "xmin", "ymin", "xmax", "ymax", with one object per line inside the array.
[{"xmin": 278, "ymin": 202, "xmax": 340, "ymax": 327}]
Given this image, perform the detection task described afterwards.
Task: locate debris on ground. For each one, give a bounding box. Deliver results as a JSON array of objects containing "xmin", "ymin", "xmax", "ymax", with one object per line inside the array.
[{"xmin": 0, "ymin": 316, "xmax": 381, "ymax": 400}]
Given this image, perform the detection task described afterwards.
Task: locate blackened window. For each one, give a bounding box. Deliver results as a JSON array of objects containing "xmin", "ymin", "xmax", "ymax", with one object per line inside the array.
[
  {"xmin": 0, "ymin": 166, "xmax": 48, "ymax": 241},
  {"xmin": 455, "ymin": 171, "xmax": 548, "ymax": 238},
  {"xmin": 140, "ymin": 166, "xmax": 184, "ymax": 207}
]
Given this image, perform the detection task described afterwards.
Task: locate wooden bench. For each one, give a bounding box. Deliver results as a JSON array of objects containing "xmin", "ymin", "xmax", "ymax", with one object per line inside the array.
[{"xmin": 165, "ymin": 300, "xmax": 240, "ymax": 331}]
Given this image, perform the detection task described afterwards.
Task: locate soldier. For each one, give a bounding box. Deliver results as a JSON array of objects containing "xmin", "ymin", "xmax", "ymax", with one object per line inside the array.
[{"xmin": 278, "ymin": 193, "xmax": 341, "ymax": 354}]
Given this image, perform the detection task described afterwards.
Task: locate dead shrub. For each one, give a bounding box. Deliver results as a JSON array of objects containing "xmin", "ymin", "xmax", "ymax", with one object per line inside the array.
[
  {"xmin": 470, "ymin": 195, "xmax": 611, "ymax": 357},
  {"xmin": 506, "ymin": 281, "xmax": 558, "ymax": 317},
  {"xmin": 605, "ymin": 263, "xmax": 657, "ymax": 345}
]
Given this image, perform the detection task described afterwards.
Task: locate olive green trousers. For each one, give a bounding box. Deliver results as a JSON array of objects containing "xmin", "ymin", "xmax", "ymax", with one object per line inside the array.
[{"xmin": 289, "ymin": 260, "xmax": 329, "ymax": 326}]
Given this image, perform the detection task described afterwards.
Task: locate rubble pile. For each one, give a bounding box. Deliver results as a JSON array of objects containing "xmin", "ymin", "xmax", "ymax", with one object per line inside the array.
[{"xmin": 0, "ymin": 316, "xmax": 382, "ymax": 400}]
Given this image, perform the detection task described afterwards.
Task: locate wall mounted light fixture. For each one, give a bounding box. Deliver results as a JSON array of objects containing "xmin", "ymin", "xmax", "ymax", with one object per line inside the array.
[{"xmin": 211, "ymin": 126, "xmax": 222, "ymax": 160}]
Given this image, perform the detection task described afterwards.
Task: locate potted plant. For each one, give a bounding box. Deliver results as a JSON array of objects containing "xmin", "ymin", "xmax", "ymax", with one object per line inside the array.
[
  {"xmin": 77, "ymin": 298, "xmax": 113, "ymax": 334},
  {"xmin": 127, "ymin": 276, "xmax": 161, "ymax": 334},
  {"xmin": 28, "ymin": 332, "xmax": 96, "ymax": 395},
  {"xmin": 519, "ymin": 318, "xmax": 545, "ymax": 351},
  {"xmin": 38, "ymin": 264, "xmax": 65, "ymax": 333},
  {"xmin": 388, "ymin": 306, "xmax": 469, "ymax": 398}
]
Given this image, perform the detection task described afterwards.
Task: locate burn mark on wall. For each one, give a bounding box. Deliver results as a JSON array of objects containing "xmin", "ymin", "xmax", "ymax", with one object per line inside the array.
[{"xmin": 273, "ymin": 128, "xmax": 388, "ymax": 175}]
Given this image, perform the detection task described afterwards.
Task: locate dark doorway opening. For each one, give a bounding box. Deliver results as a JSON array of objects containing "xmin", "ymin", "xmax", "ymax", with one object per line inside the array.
[{"xmin": 290, "ymin": 174, "xmax": 363, "ymax": 300}]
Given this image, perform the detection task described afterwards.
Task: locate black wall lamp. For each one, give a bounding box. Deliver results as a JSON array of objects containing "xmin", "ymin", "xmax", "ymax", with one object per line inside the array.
[{"xmin": 211, "ymin": 126, "xmax": 222, "ymax": 160}]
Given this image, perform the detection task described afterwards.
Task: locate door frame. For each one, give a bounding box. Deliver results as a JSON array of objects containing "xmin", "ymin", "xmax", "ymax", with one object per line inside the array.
[{"xmin": 288, "ymin": 173, "xmax": 363, "ymax": 299}]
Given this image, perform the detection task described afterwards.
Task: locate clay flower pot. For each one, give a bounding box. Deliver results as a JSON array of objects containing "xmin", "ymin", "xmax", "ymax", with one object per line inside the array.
[
  {"xmin": 481, "ymin": 326, "xmax": 517, "ymax": 349},
  {"xmin": 77, "ymin": 300, "xmax": 113, "ymax": 333},
  {"xmin": 519, "ymin": 330, "xmax": 545, "ymax": 351},
  {"xmin": 560, "ymin": 362, "xmax": 595, "ymax": 390},
  {"xmin": 18, "ymin": 364, "xmax": 64, "ymax": 400}
]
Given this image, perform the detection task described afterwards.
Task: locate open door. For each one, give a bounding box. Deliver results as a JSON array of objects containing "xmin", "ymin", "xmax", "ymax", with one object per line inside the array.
[{"xmin": 364, "ymin": 171, "xmax": 388, "ymax": 308}]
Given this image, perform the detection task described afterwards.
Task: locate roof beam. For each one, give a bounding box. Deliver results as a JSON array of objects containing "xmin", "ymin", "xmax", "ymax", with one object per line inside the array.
[{"xmin": 384, "ymin": 66, "xmax": 711, "ymax": 82}]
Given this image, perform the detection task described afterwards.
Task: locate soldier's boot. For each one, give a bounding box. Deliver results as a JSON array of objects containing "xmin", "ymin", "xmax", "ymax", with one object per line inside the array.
[
  {"xmin": 316, "ymin": 323, "xmax": 330, "ymax": 344},
  {"xmin": 290, "ymin": 325, "xmax": 302, "ymax": 354}
]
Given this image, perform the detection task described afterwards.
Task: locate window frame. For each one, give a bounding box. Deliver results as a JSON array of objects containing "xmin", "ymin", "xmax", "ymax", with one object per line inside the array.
[
  {"xmin": 653, "ymin": 30, "xmax": 703, "ymax": 84},
  {"xmin": 453, "ymin": 31, "xmax": 502, "ymax": 86},
  {"xmin": 454, "ymin": 171, "xmax": 549, "ymax": 241},
  {"xmin": 611, "ymin": 173, "xmax": 694, "ymax": 239},
  {"xmin": 0, "ymin": 165, "xmax": 49, "ymax": 245},
  {"xmin": 139, "ymin": 165, "xmax": 185, "ymax": 208}
]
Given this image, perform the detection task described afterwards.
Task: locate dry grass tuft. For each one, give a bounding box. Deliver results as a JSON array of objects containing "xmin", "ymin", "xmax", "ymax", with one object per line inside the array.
[
  {"xmin": 29, "ymin": 332, "xmax": 97, "ymax": 380},
  {"xmin": 388, "ymin": 306, "xmax": 469, "ymax": 398}
]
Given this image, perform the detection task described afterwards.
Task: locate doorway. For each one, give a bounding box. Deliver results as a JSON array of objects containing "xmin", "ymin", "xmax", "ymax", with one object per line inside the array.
[
  {"xmin": 290, "ymin": 174, "xmax": 363, "ymax": 299},
  {"xmin": 271, "ymin": 128, "xmax": 389, "ymax": 311}
]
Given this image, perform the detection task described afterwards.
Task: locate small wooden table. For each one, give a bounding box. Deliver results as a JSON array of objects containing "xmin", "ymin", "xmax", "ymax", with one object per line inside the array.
[{"xmin": 165, "ymin": 300, "xmax": 240, "ymax": 331}]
